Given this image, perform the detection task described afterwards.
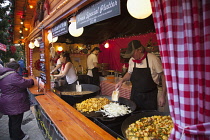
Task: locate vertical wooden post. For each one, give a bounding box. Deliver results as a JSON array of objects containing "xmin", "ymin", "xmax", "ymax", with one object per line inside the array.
[
  {"xmin": 42, "ymin": 29, "xmax": 51, "ymax": 91},
  {"xmin": 25, "ymin": 41, "xmax": 32, "ymax": 76},
  {"xmin": 25, "ymin": 41, "xmax": 29, "ymax": 70}
]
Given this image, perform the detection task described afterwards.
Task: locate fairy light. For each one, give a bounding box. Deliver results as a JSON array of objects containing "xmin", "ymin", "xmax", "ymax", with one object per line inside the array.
[
  {"xmin": 104, "ymin": 42, "xmax": 109, "ymax": 48},
  {"xmin": 29, "ymin": 5, "xmax": 33, "ymax": 9}
]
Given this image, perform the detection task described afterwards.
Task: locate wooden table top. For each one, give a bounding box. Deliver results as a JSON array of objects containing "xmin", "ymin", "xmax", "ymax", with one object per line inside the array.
[{"xmin": 30, "ymin": 88, "xmax": 116, "ymax": 140}]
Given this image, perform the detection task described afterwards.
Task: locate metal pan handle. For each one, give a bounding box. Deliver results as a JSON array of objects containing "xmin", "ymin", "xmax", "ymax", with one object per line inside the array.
[
  {"xmin": 131, "ymin": 110, "xmax": 158, "ymax": 115},
  {"xmin": 97, "ymin": 116, "xmax": 116, "ymax": 121}
]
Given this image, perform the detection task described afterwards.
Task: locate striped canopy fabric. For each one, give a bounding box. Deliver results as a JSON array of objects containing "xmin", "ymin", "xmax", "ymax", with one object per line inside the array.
[{"xmin": 151, "ymin": 0, "xmax": 210, "ymax": 139}]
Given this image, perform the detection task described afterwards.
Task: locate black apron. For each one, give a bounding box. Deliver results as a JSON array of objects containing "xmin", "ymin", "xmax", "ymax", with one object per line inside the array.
[
  {"xmin": 130, "ymin": 56, "xmax": 158, "ymax": 111},
  {"xmin": 88, "ymin": 67, "xmax": 100, "ymax": 86}
]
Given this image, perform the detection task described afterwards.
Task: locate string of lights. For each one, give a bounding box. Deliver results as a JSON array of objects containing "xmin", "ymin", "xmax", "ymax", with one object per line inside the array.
[
  {"xmin": 27, "ymin": 0, "xmax": 70, "ymax": 38},
  {"xmin": 18, "ymin": 0, "xmax": 33, "ymax": 41}
]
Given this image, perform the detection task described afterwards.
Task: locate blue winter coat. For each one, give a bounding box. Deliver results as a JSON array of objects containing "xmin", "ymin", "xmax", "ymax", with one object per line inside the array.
[
  {"xmin": 18, "ymin": 59, "xmax": 25, "ymax": 76},
  {"xmin": 0, "ymin": 67, "xmax": 34, "ymax": 115}
]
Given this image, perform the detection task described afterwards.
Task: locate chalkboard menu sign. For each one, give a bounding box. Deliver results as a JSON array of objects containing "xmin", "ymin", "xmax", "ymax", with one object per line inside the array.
[
  {"xmin": 40, "ymin": 72, "xmax": 46, "ymax": 83},
  {"xmin": 39, "ymin": 42, "xmax": 44, "ymax": 49},
  {"xmin": 52, "ymin": 20, "xmax": 68, "ymax": 37},
  {"xmin": 76, "ymin": 0, "xmax": 120, "ymax": 28},
  {"xmin": 39, "ymin": 42, "xmax": 46, "ymax": 83}
]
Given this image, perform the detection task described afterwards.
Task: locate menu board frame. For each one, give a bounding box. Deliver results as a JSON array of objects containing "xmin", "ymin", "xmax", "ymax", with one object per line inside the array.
[
  {"xmin": 52, "ymin": 20, "xmax": 68, "ymax": 37},
  {"xmin": 76, "ymin": 0, "xmax": 121, "ymax": 28}
]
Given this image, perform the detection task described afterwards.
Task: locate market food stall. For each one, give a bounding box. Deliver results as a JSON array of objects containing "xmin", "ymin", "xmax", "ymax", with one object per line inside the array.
[
  {"xmin": 14, "ymin": 0, "xmax": 170, "ymax": 139},
  {"xmin": 12, "ymin": 0, "xmax": 210, "ymax": 139}
]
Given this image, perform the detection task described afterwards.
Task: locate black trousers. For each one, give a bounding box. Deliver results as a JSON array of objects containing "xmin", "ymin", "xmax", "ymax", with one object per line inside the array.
[{"xmin": 8, "ymin": 113, "xmax": 25, "ymax": 140}]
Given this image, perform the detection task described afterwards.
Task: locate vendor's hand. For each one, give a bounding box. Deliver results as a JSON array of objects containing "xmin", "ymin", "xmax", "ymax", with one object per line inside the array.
[
  {"xmin": 158, "ymin": 94, "xmax": 166, "ymax": 107},
  {"xmin": 115, "ymin": 80, "xmax": 123, "ymax": 90}
]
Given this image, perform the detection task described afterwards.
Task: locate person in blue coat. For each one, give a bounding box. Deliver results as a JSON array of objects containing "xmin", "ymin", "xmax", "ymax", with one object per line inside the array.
[
  {"xmin": 18, "ymin": 57, "xmax": 25, "ymax": 76},
  {"xmin": 0, "ymin": 61, "xmax": 34, "ymax": 140}
]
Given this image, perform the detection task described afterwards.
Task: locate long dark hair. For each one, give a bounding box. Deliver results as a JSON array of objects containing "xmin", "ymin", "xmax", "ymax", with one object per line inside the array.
[{"xmin": 61, "ymin": 52, "xmax": 72, "ymax": 63}]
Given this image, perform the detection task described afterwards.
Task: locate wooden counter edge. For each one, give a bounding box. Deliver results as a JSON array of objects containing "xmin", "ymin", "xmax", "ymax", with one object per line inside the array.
[
  {"xmin": 45, "ymin": 91, "xmax": 116, "ymax": 140},
  {"xmin": 35, "ymin": 94, "xmax": 96, "ymax": 140},
  {"xmin": 24, "ymin": 76, "xmax": 45, "ymax": 96},
  {"xmin": 27, "ymin": 85, "xmax": 44, "ymax": 96}
]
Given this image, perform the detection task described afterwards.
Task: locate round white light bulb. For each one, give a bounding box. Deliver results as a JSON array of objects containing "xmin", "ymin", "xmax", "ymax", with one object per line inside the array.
[
  {"xmin": 29, "ymin": 42, "xmax": 35, "ymax": 49},
  {"xmin": 68, "ymin": 22, "xmax": 84, "ymax": 37},
  {"xmin": 127, "ymin": 0, "xmax": 152, "ymax": 19},
  {"xmin": 47, "ymin": 32, "xmax": 58, "ymax": 43},
  {"xmin": 104, "ymin": 42, "xmax": 109, "ymax": 48},
  {"xmin": 57, "ymin": 46, "xmax": 63, "ymax": 52},
  {"xmin": 34, "ymin": 39, "xmax": 40, "ymax": 47}
]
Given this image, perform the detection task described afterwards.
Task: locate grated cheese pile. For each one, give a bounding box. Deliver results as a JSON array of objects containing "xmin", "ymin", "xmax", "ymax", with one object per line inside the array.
[{"xmin": 99, "ymin": 102, "xmax": 132, "ymax": 118}]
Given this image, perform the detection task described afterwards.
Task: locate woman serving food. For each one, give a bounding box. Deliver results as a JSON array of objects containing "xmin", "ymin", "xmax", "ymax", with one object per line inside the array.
[{"xmin": 53, "ymin": 52, "xmax": 78, "ymax": 86}]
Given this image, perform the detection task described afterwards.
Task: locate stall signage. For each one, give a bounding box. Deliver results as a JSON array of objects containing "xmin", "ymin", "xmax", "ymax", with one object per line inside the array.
[
  {"xmin": 76, "ymin": 0, "xmax": 120, "ymax": 28},
  {"xmin": 39, "ymin": 42, "xmax": 44, "ymax": 49},
  {"xmin": 52, "ymin": 20, "xmax": 68, "ymax": 37},
  {"xmin": 40, "ymin": 72, "xmax": 46, "ymax": 83},
  {"xmin": 40, "ymin": 53, "xmax": 45, "ymax": 62}
]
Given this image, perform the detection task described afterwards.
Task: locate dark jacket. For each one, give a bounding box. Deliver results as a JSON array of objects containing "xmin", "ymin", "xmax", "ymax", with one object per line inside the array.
[
  {"xmin": 0, "ymin": 68, "xmax": 34, "ymax": 115},
  {"xmin": 18, "ymin": 59, "xmax": 25, "ymax": 76}
]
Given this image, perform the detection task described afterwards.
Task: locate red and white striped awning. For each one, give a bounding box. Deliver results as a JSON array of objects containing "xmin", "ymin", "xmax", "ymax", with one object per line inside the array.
[{"xmin": 0, "ymin": 43, "xmax": 7, "ymax": 52}]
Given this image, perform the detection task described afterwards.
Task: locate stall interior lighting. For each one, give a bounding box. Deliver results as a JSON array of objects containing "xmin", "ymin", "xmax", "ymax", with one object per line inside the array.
[
  {"xmin": 127, "ymin": 0, "xmax": 152, "ymax": 19},
  {"xmin": 29, "ymin": 5, "xmax": 33, "ymax": 9},
  {"xmin": 57, "ymin": 46, "xmax": 63, "ymax": 52},
  {"xmin": 104, "ymin": 42, "xmax": 109, "ymax": 48}
]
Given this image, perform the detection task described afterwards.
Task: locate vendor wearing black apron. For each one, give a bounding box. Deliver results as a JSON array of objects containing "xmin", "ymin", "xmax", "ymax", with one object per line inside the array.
[
  {"xmin": 115, "ymin": 40, "xmax": 167, "ymax": 111},
  {"xmin": 87, "ymin": 47, "xmax": 101, "ymax": 86},
  {"xmin": 130, "ymin": 56, "xmax": 158, "ymax": 110}
]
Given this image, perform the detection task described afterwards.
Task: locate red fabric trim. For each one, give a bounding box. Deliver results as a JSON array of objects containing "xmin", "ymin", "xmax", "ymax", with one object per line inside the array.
[{"xmin": 62, "ymin": 63, "xmax": 66, "ymax": 71}]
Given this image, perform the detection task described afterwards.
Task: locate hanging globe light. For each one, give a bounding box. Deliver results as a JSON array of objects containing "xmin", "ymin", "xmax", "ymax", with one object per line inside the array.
[
  {"xmin": 127, "ymin": 0, "xmax": 152, "ymax": 19},
  {"xmin": 57, "ymin": 46, "xmax": 63, "ymax": 52},
  {"xmin": 68, "ymin": 22, "xmax": 84, "ymax": 37},
  {"xmin": 34, "ymin": 39, "xmax": 40, "ymax": 47},
  {"xmin": 28, "ymin": 42, "xmax": 35, "ymax": 49},
  {"xmin": 104, "ymin": 42, "xmax": 109, "ymax": 48},
  {"xmin": 47, "ymin": 31, "xmax": 58, "ymax": 43}
]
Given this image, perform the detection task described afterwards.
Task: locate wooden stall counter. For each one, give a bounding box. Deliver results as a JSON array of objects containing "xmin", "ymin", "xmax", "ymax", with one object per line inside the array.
[
  {"xmin": 25, "ymin": 76, "xmax": 45, "ymax": 96},
  {"xmin": 35, "ymin": 91, "xmax": 116, "ymax": 140},
  {"xmin": 27, "ymin": 76, "xmax": 116, "ymax": 140}
]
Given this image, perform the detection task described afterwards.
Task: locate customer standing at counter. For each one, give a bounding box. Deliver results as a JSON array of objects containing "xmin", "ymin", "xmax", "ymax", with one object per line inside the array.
[
  {"xmin": 0, "ymin": 61, "xmax": 34, "ymax": 140},
  {"xmin": 115, "ymin": 40, "xmax": 167, "ymax": 110},
  {"xmin": 87, "ymin": 47, "xmax": 101, "ymax": 86},
  {"xmin": 53, "ymin": 52, "xmax": 78, "ymax": 85}
]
